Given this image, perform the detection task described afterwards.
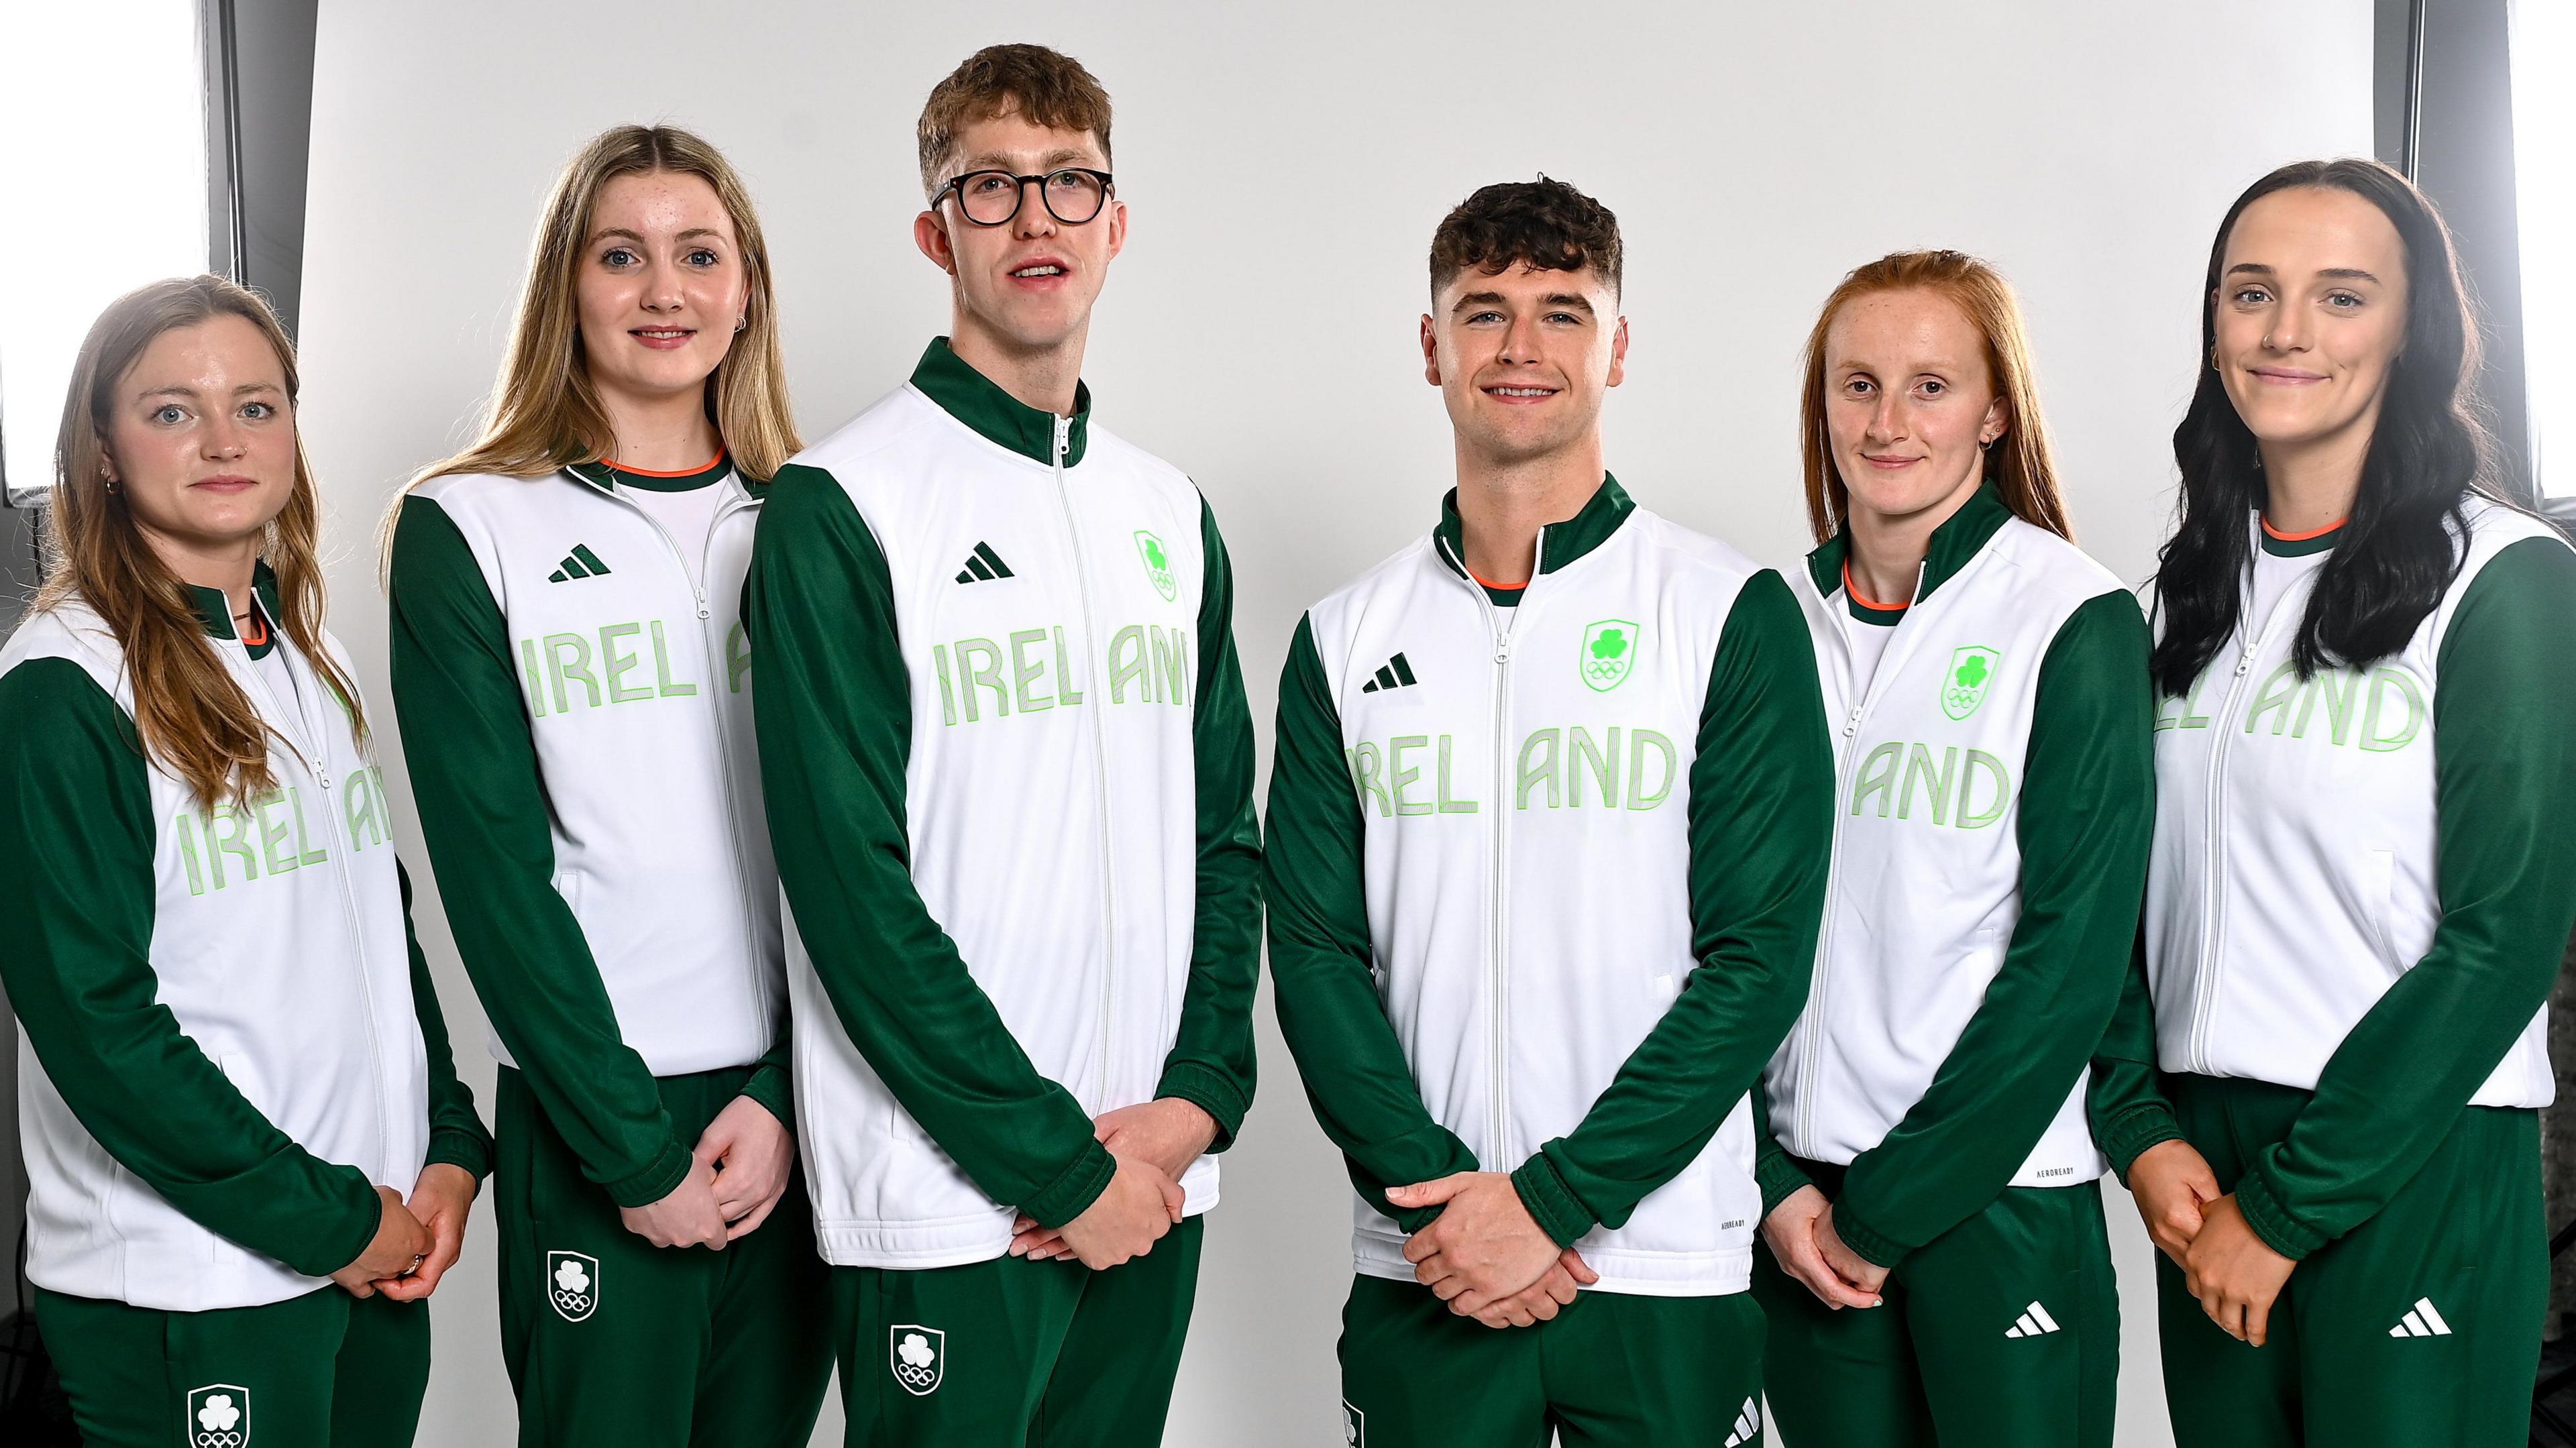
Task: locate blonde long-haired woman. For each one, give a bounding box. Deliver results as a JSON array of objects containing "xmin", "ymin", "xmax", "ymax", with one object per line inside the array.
[
  {"xmin": 383, "ymin": 125, "xmax": 828, "ymax": 1445},
  {"xmin": 0, "ymin": 276, "xmax": 488, "ymax": 1443},
  {"xmin": 1750, "ymin": 251, "xmax": 2154, "ymax": 1447}
]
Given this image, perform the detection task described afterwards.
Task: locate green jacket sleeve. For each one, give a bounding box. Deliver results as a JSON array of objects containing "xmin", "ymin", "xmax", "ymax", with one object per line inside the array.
[
  {"xmin": 1152, "ymin": 496, "xmax": 1261, "ymax": 1147},
  {"xmin": 2086, "ymin": 925, "xmax": 2184, "ymax": 1182},
  {"xmin": 1833, "ymin": 590, "xmax": 2155, "ymax": 1269},
  {"xmin": 745, "ymin": 465, "xmax": 1114, "ymax": 1227},
  {"xmin": 1265, "ymin": 614, "xmax": 1479, "ymax": 1233},
  {"xmin": 388, "ymin": 494, "xmax": 690, "ymax": 1208},
  {"xmin": 1511, "ymin": 569, "xmax": 1834, "ymax": 1247},
  {"xmin": 0, "ymin": 657, "xmax": 380, "ymax": 1277},
  {"xmin": 400, "ymin": 860, "xmax": 494, "ymax": 1178},
  {"xmin": 2235, "ymin": 536, "xmax": 2576, "ymax": 1259}
]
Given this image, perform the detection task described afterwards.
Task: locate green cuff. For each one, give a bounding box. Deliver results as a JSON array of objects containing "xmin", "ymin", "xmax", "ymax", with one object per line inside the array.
[
  {"xmin": 738, "ymin": 1064, "xmax": 796, "ymax": 1131},
  {"xmin": 300, "ymin": 1166, "xmax": 390, "ymax": 1280},
  {"xmin": 2235, "ymin": 1155, "xmax": 2328, "ymax": 1262},
  {"xmin": 1024, "ymin": 1139, "xmax": 1120, "ymax": 1229},
  {"xmin": 1827, "ymin": 1200, "xmax": 1909, "ymax": 1272},
  {"xmin": 1155, "ymin": 1062, "xmax": 1248, "ymax": 1153},
  {"xmin": 600, "ymin": 1135, "xmax": 697, "ymax": 1211},
  {"xmin": 1756, "ymin": 1150, "xmax": 1817, "ymax": 1219},
  {"xmin": 2098, "ymin": 1103, "xmax": 2188, "ymax": 1184},
  {"xmin": 1511, "ymin": 1152, "xmax": 1598, "ymax": 1249},
  {"xmin": 423, "ymin": 1127, "xmax": 492, "ymax": 1183}
]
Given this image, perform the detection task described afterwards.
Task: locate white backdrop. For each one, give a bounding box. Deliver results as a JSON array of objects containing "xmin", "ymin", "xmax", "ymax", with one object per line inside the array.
[{"xmin": 292, "ymin": 3, "xmax": 2374, "ymax": 1443}]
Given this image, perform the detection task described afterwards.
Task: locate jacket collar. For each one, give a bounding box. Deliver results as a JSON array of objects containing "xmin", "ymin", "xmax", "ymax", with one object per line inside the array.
[
  {"xmin": 910, "ymin": 335, "xmax": 1091, "ymax": 467},
  {"xmin": 1805, "ymin": 477, "xmax": 2012, "ymax": 608},
  {"xmin": 184, "ymin": 562, "xmax": 283, "ymax": 657},
  {"xmin": 1433, "ymin": 474, "xmax": 1634, "ymax": 600},
  {"xmin": 567, "ymin": 451, "xmax": 765, "ymax": 498}
]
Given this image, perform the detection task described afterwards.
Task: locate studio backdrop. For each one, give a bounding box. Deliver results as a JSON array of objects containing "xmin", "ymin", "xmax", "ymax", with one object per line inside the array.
[{"xmin": 289, "ymin": 3, "xmax": 2374, "ymax": 1443}]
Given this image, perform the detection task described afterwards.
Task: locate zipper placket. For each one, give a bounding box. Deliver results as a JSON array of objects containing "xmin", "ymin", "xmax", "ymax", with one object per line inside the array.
[
  {"xmin": 234, "ymin": 631, "xmax": 396, "ymax": 1180},
  {"xmin": 590, "ymin": 473, "xmax": 773, "ymax": 1021},
  {"xmin": 2184, "ymin": 563, "xmax": 2299, "ymax": 1071},
  {"xmin": 1044, "ymin": 416, "xmax": 1122, "ymax": 1103},
  {"xmin": 1791, "ymin": 560, "xmax": 1926, "ymax": 1151},
  {"xmin": 1437, "ymin": 533, "xmax": 1521, "ymax": 1167}
]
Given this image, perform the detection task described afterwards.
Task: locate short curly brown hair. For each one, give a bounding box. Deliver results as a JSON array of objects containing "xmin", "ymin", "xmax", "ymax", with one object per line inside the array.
[
  {"xmin": 917, "ymin": 44, "xmax": 1114, "ymax": 200},
  {"xmin": 1429, "ymin": 176, "xmax": 1621, "ymax": 300}
]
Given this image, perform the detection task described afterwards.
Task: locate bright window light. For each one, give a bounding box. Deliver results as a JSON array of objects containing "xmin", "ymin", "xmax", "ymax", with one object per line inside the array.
[
  {"xmin": 0, "ymin": 3, "xmax": 207, "ymax": 507},
  {"xmin": 2514, "ymin": 0, "xmax": 2571, "ymax": 497}
]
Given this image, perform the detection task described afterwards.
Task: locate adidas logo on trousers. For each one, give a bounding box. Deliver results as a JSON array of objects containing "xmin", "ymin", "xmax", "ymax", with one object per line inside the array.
[
  {"xmin": 2389, "ymin": 1298, "xmax": 2453, "ymax": 1337},
  {"xmin": 2004, "ymin": 1301, "xmax": 2061, "ymax": 1339}
]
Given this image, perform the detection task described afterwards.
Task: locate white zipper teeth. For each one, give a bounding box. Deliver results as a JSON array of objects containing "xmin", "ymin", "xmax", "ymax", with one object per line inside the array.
[
  {"xmin": 1047, "ymin": 418, "xmax": 1120, "ymax": 1103},
  {"xmin": 1793, "ymin": 559, "xmax": 1924, "ymax": 1154},
  {"xmin": 237, "ymin": 636, "xmax": 395, "ymax": 1178},
  {"xmin": 2188, "ymin": 570, "xmax": 2287, "ymax": 1072},
  {"xmin": 1440, "ymin": 535, "xmax": 1514, "ymax": 1166},
  {"xmin": 601, "ymin": 476, "xmax": 771, "ymax": 1021}
]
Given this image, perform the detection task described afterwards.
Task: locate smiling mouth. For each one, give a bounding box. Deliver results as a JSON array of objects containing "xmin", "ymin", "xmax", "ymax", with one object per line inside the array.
[
  {"xmin": 632, "ymin": 328, "xmax": 696, "ymax": 346},
  {"xmin": 1484, "ymin": 386, "xmax": 1559, "ymax": 400},
  {"xmin": 1010, "ymin": 261, "xmax": 1069, "ymax": 280}
]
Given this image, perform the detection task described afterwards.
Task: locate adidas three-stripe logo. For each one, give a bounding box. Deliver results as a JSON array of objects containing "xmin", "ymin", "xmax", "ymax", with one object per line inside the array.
[
  {"xmin": 1722, "ymin": 1397, "xmax": 1761, "ymax": 1446},
  {"xmin": 2389, "ymin": 1297, "xmax": 2453, "ymax": 1337},
  {"xmin": 955, "ymin": 542, "xmax": 1016, "ymax": 584},
  {"xmin": 548, "ymin": 545, "xmax": 612, "ymax": 582},
  {"xmin": 1359, "ymin": 653, "xmax": 1418, "ymax": 693},
  {"xmin": 2004, "ymin": 1301, "xmax": 2061, "ymax": 1339}
]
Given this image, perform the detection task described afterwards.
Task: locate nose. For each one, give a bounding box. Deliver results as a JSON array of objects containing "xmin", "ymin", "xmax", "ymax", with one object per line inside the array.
[
  {"xmin": 1014, "ymin": 178, "xmax": 1059, "ymax": 240},
  {"xmin": 641, "ymin": 255, "xmax": 686, "ymax": 313},
  {"xmin": 1498, "ymin": 311, "xmax": 1542, "ymax": 365},
  {"xmin": 2265, "ymin": 300, "xmax": 2310, "ymax": 353},
  {"xmin": 201, "ymin": 411, "xmax": 248, "ymax": 460},
  {"xmin": 1865, "ymin": 390, "xmax": 1906, "ymax": 445}
]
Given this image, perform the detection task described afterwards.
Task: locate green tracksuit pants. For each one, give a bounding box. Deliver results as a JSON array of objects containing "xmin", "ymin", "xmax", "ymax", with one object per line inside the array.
[
  {"xmin": 1752, "ymin": 1156, "xmax": 2118, "ymax": 1447},
  {"xmin": 830, "ymin": 1214, "xmax": 1203, "ymax": 1447},
  {"xmin": 1336, "ymin": 1272, "xmax": 1769, "ymax": 1447},
  {"xmin": 2157, "ymin": 1073, "xmax": 2543, "ymax": 1448},
  {"xmin": 494, "ymin": 1064, "xmax": 833, "ymax": 1448},
  {"xmin": 38, "ymin": 1284, "xmax": 429, "ymax": 1448}
]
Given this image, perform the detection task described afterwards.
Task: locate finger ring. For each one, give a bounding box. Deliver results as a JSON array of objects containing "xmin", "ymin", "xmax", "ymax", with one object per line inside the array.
[{"xmin": 410, "ymin": 1254, "xmax": 427, "ymax": 1267}]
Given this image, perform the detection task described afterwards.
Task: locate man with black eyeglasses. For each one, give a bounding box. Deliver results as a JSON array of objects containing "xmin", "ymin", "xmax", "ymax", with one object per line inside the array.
[{"xmin": 743, "ymin": 42, "xmax": 1260, "ymax": 1447}]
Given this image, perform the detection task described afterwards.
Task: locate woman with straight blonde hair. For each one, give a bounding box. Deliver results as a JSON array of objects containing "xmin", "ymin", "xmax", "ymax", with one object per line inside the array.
[
  {"xmin": 1750, "ymin": 250, "xmax": 2154, "ymax": 1445},
  {"xmin": 0, "ymin": 275, "xmax": 488, "ymax": 1444},
  {"xmin": 384, "ymin": 124, "xmax": 828, "ymax": 1446}
]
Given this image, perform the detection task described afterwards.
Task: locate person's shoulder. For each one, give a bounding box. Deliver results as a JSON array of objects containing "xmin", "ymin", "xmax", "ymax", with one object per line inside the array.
[
  {"xmin": 1988, "ymin": 516, "xmax": 2128, "ymax": 610},
  {"xmin": 1079, "ymin": 423, "xmax": 1193, "ymax": 496},
  {"xmin": 1621, "ymin": 506, "xmax": 1766, "ymax": 588},
  {"xmin": 405, "ymin": 467, "xmax": 550, "ymax": 511},
  {"xmin": 0, "ymin": 600, "xmax": 123, "ymax": 714},
  {"xmin": 783, "ymin": 385, "xmax": 947, "ymax": 482}
]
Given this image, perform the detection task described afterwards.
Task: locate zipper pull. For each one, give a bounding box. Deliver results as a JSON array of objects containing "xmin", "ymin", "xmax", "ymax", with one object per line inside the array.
[
  {"xmin": 1843, "ymin": 706, "xmax": 1862, "ymax": 738},
  {"xmin": 696, "ymin": 586, "xmax": 711, "ymax": 621},
  {"xmin": 2233, "ymin": 646, "xmax": 2254, "ymax": 677},
  {"xmin": 1053, "ymin": 415, "xmax": 1070, "ymax": 463}
]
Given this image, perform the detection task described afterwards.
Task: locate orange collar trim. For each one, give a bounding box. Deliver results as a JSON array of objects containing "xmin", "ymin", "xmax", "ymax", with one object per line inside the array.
[
  {"xmin": 2261, "ymin": 515, "xmax": 2347, "ymax": 542},
  {"xmin": 602, "ymin": 451, "xmax": 727, "ymax": 478},
  {"xmin": 1466, "ymin": 565, "xmax": 1527, "ymax": 594},
  {"xmin": 1843, "ymin": 559, "xmax": 1911, "ymax": 612}
]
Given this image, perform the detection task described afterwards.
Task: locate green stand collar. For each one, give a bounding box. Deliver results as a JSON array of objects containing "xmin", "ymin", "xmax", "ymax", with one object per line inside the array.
[
  {"xmin": 1433, "ymin": 474, "xmax": 1635, "ymax": 602},
  {"xmin": 910, "ymin": 336, "xmax": 1092, "ymax": 467},
  {"xmin": 184, "ymin": 562, "xmax": 284, "ymax": 657},
  {"xmin": 1805, "ymin": 478, "xmax": 2013, "ymax": 611}
]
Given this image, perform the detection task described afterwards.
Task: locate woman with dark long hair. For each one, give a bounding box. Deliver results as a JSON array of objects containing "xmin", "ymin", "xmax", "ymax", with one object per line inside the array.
[
  {"xmin": 2095, "ymin": 158, "xmax": 2576, "ymax": 1446},
  {"xmin": 0, "ymin": 276, "xmax": 488, "ymax": 1443}
]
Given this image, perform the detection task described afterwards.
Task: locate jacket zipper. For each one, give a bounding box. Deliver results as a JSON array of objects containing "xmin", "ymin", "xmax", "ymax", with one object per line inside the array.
[
  {"xmin": 2184, "ymin": 564, "xmax": 2298, "ymax": 1072},
  {"xmin": 234, "ymin": 631, "xmax": 396, "ymax": 1183},
  {"xmin": 1791, "ymin": 560, "xmax": 1925, "ymax": 1153},
  {"xmin": 1438, "ymin": 533, "xmax": 1519, "ymax": 1166},
  {"xmin": 1046, "ymin": 416, "xmax": 1122, "ymax": 1104},
  {"xmin": 591, "ymin": 473, "xmax": 773, "ymax": 1027}
]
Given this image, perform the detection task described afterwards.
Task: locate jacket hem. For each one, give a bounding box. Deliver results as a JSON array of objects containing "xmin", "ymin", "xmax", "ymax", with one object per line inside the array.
[{"xmin": 1352, "ymin": 1236, "xmax": 1750, "ymax": 1297}]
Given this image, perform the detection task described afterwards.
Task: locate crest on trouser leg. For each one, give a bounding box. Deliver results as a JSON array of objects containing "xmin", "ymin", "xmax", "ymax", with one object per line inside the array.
[
  {"xmin": 546, "ymin": 1249, "xmax": 599, "ymax": 1322},
  {"xmin": 892, "ymin": 1325, "xmax": 945, "ymax": 1395},
  {"xmin": 188, "ymin": 1384, "xmax": 250, "ymax": 1448}
]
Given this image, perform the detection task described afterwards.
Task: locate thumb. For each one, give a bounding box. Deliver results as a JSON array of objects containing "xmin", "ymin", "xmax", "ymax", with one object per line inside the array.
[
  {"xmin": 1159, "ymin": 1174, "xmax": 1187, "ymax": 1221},
  {"xmin": 1560, "ymin": 1248, "xmax": 1599, "ymax": 1286},
  {"xmin": 1386, "ymin": 1173, "xmax": 1473, "ymax": 1205}
]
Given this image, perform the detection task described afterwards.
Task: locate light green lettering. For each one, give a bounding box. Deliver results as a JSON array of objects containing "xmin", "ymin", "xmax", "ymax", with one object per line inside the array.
[
  {"xmin": 1053, "ymin": 627, "xmax": 1084, "ymax": 706},
  {"xmin": 1391, "ymin": 734, "xmax": 1432, "ymax": 816},
  {"xmin": 1350, "ymin": 742, "xmax": 1394, "ymax": 817},
  {"xmin": 651, "ymin": 620, "xmax": 698, "ymax": 697},
  {"xmin": 957, "ymin": 637, "xmax": 1008, "ymax": 722},
  {"xmin": 1010, "ymin": 628, "xmax": 1055, "ymax": 712},
  {"xmin": 1107, "ymin": 625, "xmax": 1149, "ymax": 704},
  {"xmin": 2360, "ymin": 667, "xmax": 2424, "ymax": 753},
  {"xmin": 1517, "ymin": 729, "xmax": 1561, "ymax": 810},
  {"xmin": 1898, "ymin": 744, "xmax": 1958, "ymax": 824},
  {"xmin": 1437, "ymin": 734, "xmax": 1477, "ymax": 813},
  {"xmin": 1627, "ymin": 729, "xmax": 1676, "ymax": 810},
  {"xmin": 545, "ymin": 633, "xmax": 600, "ymax": 712},
  {"xmin": 1956, "ymin": 749, "xmax": 2012, "ymax": 828},
  {"xmin": 1851, "ymin": 742, "xmax": 1903, "ymax": 817},
  {"xmin": 1570, "ymin": 727, "xmax": 1619, "ymax": 808}
]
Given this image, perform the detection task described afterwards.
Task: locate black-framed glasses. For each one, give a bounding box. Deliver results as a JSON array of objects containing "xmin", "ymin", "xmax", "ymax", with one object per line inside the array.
[{"xmin": 932, "ymin": 168, "xmax": 1114, "ymax": 227}]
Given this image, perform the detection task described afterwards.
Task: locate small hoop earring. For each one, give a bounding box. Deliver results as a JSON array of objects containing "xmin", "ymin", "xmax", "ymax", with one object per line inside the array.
[{"xmin": 734, "ymin": 316, "xmax": 747, "ymax": 333}]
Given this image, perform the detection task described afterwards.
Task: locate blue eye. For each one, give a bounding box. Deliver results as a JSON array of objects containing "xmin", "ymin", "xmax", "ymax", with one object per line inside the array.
[
  {"xmin": 154, "ymin": 405, "xmax": 186, "ymax": 424},
  {"xmin": 2325, "ymin": 291, "xmax": 2364, "ymax": 310},
  {"xmin": 242, "ymin": 401, "xmax": 276, "ymax": 419},
  {"xmin": 602, "ymin": 247, "xmax": 638, "ymax": 267},
  {"xmin": 686, "ymin": 248, "xmax": 719, "ymax": 267},
  {"xmin": 2233, "ymin": 287, "xmax": 2271, "ymax": 305}
]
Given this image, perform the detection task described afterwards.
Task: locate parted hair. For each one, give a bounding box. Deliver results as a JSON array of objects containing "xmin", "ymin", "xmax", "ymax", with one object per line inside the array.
[
  {"xmin": 1429, "ymin": 176, "xmax": 1623, "ymax": 300},
  {"xmin": 2148, "ymin": 158, "xmax": 2505, "ymax": 695},
  {"xmin": 1799, "ymin": 249, "xmax": 2072, "ymax": 545},
  {"xmin": 42, "ymin": 275, "xmax": 364, "ymax": 810},
  {"xmin": 399, "ymin": 124, "xmax": 797, "ymax": 516},
  {"xmin": 917, "ymin": 44, "xmax": 1114, "ymax": 199}
]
